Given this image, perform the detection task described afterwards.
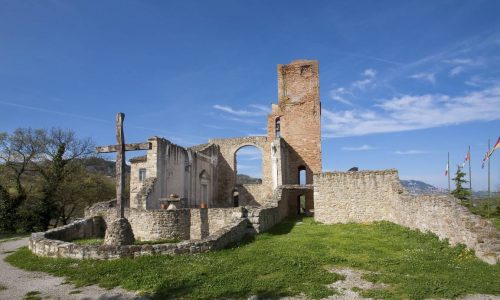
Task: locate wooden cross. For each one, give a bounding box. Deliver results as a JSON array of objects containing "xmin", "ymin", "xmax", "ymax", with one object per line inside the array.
[{"xmin": 96, "ymin": 112, "xmax": 151, "ymax": 218}]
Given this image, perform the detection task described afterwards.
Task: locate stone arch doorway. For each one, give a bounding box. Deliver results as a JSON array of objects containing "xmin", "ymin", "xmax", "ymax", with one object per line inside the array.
[
  {"xmin": 199, "ymin": 170, "xmax": 210, "ymax": 208},
  {"xmin": 234, "ymin": 145, "xmax": 263, "ymax": 185}
]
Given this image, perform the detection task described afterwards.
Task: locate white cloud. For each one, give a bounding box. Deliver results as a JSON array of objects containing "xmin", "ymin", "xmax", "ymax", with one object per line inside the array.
[
  {"xmin": 213, "ymin": 104, "xmax": 270, "ymax": 116},
  {"xmin": 394, "ymin": 150, "xmax": 430, "ymax": 155},
  {"xmin": 449, "ymin": 66, "xmax": 464, "ymax": 77},
  {"xmin": 329, "ymin": 88, "xmax": 352, "ymax": 105},
  {"xmin": 322, "ymin": 85, "xmax": 500, "ymax": 138},
  {"xmin": 363, "ymin": 69, "xmax": 377, "ymax": 78},
  {"xmin": 445, "ymin": 58, "xmax": 481, "ymax": 66},
  {"xmin": 409, "ymin": 72, "xmax": 436, "ymax": 84},
  {"xmin": 341, "ymin": 144, "xmax": 374, "ymax": 151}
]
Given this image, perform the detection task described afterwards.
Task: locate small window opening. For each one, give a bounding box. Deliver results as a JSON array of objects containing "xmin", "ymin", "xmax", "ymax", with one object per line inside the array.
[
  {"xmin": 275, "ymin": 117, "xmax": 281, "ymax": 138},
  {"xmin": 139, "ymin": 168, "xmax": 147, "ymax": 182},
  {"xmin": 298, "ymin": 166, "xmax": 306, "ymax": 185},
  {"xmin": 232, "ymin": 189, "xmax": 239, "ymax": 207}
]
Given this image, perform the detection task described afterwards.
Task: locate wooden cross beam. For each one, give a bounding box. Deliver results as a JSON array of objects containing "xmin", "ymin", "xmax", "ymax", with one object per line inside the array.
[{"xmin": 96, "ymin": 113, "xmax": 151, "ymax": 218}]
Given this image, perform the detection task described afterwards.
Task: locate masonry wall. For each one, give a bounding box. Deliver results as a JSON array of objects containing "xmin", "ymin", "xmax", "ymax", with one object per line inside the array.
[
  {"xmin": 209, "ymin": 136, "xmax": 273, "ymax": 207},
  {"xmin": 267, "ymin": 60, "xmax": 322, "ymax": 183},
  {"xmin": 314, "ymin": 170, "xmax": 500, "ymax": 264},
  {"xmin": 314, "ymin": 170, "xmax": 401, "ymax": 223},
  {"xmin": 130, "ymin": 138, "xmax": 220, "ymax": 209},
  {"xmin": 189, "ymin": 207, "xmax": 245, "ymax": 239}
]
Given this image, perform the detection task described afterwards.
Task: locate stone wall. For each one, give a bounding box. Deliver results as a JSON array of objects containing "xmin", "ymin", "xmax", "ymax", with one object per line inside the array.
[
  {"xmin": 314, "ymin": 170, "xmax": 500, "ymax": 264},
  {"xmin": 314, "ymin": 170, "xmax": 401, "ymax": 223},
  {"xmin": 209, "ymin": 136, "xmax": 272, "ymax": 207},
  {"xmin": 237, "ymin": 184, "xmax": 269, "ymax": 206},
  {"xmin": 29, "ymin": 217, "xmax": 250, "ymax": 260},
  {"xmin": 190, "ymin": 207, "xmax": 245, "ymax": 239},
  {"xmin": 86, "ymin": 205, "xmax": 191, "ymax": 241}
]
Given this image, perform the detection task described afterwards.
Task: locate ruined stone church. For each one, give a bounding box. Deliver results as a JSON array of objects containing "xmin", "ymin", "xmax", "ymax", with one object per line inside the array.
[
  {"xmin": 30, "ymin": 60, "xmax": 499, "ymax": 265},
  {"xmin": 128, "ymin": 59, "xmax": 320, "ymax": 214}
]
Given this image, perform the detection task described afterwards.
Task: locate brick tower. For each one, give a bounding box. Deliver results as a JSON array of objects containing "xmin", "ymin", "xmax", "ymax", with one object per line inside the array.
[{"xmin": 267, "ymin": 59, "xmax": 322, "ymax": 214}]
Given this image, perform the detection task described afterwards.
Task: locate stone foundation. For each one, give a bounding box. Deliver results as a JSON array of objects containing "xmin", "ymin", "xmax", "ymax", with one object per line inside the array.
[{"xmin": 29, "ymin": 217, "xmax": 250, "ymax": 259}]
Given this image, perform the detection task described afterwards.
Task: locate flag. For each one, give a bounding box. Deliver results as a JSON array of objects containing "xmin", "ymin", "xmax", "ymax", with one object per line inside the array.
[
  {"xmin": 488, "ymin": 137, "xmax": 500, "ymax": 158},
  {"xmin": 444, "ymin": 163, "xmax": 448, "ymax": 176},
  {"xmin": 481, "ymin": 151, "xmax": 489, "ymax": 169},
  {"xmin": 462, "ymin": 148, "xmax": 470, "ymax": 168}
]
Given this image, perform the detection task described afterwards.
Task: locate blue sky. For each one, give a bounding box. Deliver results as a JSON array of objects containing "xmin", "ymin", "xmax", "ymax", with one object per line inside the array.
[{"xmin": 1, "ymin": 0, "xmax": 499, "ymax": 190}]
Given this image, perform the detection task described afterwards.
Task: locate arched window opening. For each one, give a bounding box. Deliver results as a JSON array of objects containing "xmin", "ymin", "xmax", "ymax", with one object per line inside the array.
[
  {"xmin": 275, "ymin": 117, "xmax": 281, "ymax": 138},
  {"xmin": 298, "ymin": 166, "xmax": 306, "ymax": 185},
  {"xmin": 199, "ymin": 170, "xmax": 210, "ymax": 208},
  {"xmin": 235, "ymin": 146, "xmax": 263, "ymax": 185}
]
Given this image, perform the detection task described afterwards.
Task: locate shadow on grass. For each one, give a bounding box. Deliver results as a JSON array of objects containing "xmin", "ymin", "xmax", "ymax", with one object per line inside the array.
[{"xmin": 266, "ymin": 216, "xmax": 304, "ymax": 235}]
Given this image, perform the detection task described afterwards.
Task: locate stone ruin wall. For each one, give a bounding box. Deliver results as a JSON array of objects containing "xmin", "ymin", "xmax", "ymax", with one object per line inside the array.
[
  {"xmin": 85, "ymin": 204, "xmax": 244, "ymax": 242},
  {"xmin": 29, "ymin": 216, "xmax": 250, "ymax": 260},
  {"xmin": 314, "ymin": 170, "xmax": 500, "ymax": 264},
  {"xmin": 130, "ymin": 137, "xmax": 220, "ymax": 209},
  {"xmin": 209, "ymin": 136, "xmax": 273, "ymax": 206}
]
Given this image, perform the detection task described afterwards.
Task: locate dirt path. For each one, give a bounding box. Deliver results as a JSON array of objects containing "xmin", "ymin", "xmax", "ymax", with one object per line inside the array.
[{"xmin": 0, "ymin": 237, "xmax": 142, "ymax": 300}]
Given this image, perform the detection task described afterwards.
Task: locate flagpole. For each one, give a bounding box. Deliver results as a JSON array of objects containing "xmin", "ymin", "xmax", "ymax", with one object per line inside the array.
[
  {"xmin": 488, "ymin": 139, "xmax": 491, "ymax": 198},
  {"xmin": 448, "ymin": 152, "xmax": 451, "ymax": 193},
  {"xmin": 468, "ymin": 145, "xmax": 472, "ymax": 195}
]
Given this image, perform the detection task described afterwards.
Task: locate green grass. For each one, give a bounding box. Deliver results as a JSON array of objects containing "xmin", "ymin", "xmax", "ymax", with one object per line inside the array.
[
  {"xmin": 0, "ymin": 283, "xmax": 6, "ymax": 291},
  {"xmin": 71, "ymin": 238, "xmax": 180, "ymax": 246},
  {"xmin": 23, "ymin": 291, "xmax": 41, "ymax": 300},
  {"xmin": 6, "ymin": 218, "xmax": 500, "ymax": 299}
]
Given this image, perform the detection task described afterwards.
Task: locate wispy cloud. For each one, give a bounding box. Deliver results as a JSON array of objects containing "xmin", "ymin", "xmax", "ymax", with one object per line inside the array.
[
  {"xmin": 329, "ymin": 88, "xmax": 352, "ymax": 105},
  {"xmin": 341, "ymin": 144, "xmax": 374, "ymax": 151},
  {"xmin": 328, "ymin": 69, "xmax": 377, "ymax": 105},
  {"xmin": 213, "ymin": 104, "xmax": 270, "ymax": 116},
  {"xmin": 409, "ymin": 72, "xmax": 436, "ymax": 84},
  {"xmin": 322, "ymin": 85, "xmax": 500, "ymax": 138},
  {"xmin": 394, "ymin": 150, "xmax": 430, "ymax": 155},
  {"xmin": 449, "ymin": 66, "xmax": 465, "ymax": 77}
]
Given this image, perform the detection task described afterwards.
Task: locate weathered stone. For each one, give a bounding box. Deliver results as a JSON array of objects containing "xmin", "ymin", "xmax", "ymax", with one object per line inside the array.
[{"xmin": 104, "ymin": 218, "xmax": 135, "ymax": 246}]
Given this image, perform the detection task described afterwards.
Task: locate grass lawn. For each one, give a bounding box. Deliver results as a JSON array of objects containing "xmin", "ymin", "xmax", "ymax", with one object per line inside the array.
[{"xmin": 6, "ymin": 218, "xmax": 500, "ymax": 299}]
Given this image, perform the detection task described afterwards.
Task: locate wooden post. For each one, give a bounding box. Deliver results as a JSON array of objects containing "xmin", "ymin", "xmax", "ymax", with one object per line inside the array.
[
  {"xmin": 95, "ymin": 112, "xmax": 151, "ymax": 219},
  {"xmin": 116, "ymin": 112, "xmax": 126, "ymax": 219}
]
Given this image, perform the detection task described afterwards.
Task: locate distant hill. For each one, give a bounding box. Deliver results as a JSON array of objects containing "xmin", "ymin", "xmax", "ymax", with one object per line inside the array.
[
  {"xmin": 80, "ymin": 157, "xmax": 130, "ymax": 177},
  {"xmin": 400, "ymin": 180, "xmax": 445, "ymax": 195},
  {"xmin": 237, "ymin": 174, "xmax": 262, "ymax": 184}
]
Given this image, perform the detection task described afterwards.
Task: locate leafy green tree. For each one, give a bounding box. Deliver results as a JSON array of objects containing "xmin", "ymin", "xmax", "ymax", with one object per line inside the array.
[{"xmin": 451, "ymin": 165, "xmax": 471, "ymax": 200}]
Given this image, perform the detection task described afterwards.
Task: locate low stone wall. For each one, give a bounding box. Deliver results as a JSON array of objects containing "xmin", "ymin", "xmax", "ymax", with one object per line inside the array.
[
  {"xmin": 29, "ymin": 217, "xmax": 250, "ymax": 260},
  {"xmin": 314, "ymin": 170, "xmax": 500, "ymax": 264},
  {"xmin": 85, "ymin": 205, "xmax": 191, "ymax": 241},
  {"xmin": 42, "ymin": 217, "xmax": 106, "ymax": 242}
]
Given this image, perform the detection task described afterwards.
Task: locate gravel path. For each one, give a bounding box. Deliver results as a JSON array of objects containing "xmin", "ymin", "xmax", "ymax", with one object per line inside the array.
[{"xmin": 0, "ymin": 237, "xmax": 142, "ymax": 300}]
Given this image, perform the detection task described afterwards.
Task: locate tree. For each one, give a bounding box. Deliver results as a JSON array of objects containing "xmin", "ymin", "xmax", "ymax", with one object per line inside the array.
[
  {"xmin": 0, "ymin": 129, "xmax": 45, "ymax": 231},
  {"xmin": 33, "ymin": 128, "xmax": 94, "ymax": 230},
  {"xmin": 451, "ymin": 165, "xmax": 471, "ymax": 200}
]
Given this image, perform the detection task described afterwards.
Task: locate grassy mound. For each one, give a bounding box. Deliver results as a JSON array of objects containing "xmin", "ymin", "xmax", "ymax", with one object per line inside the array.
[{"xmin": 6, "ymin": 218, "xmax": 500, "ymax": 299}]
